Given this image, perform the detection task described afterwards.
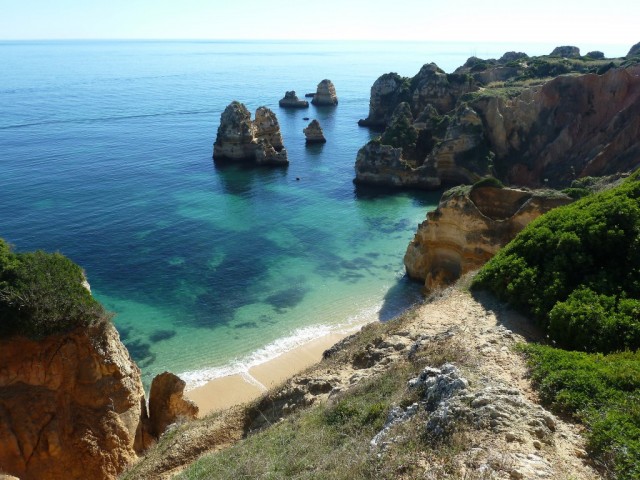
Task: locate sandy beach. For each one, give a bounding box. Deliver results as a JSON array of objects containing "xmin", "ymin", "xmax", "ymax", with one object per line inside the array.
[{"xmin": 186, "ymin": 332, "xmax": 350, "ymax": 416}]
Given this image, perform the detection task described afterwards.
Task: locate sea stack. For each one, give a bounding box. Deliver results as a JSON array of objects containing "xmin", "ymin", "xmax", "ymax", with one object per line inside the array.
[
  {"xmin": 303, "ymin": 119, "xmax": 326, "ymax": 144},
  {"xmin": 311, "ymin": 79, "xmax": 338, "ymax": 106},
  {"xmin": 213, "ymin": 101, "xmax": 288, "ymax": 165},
  {"xmin": 278, "ymin": 91, "xmax": 309, "ymax": 108}
]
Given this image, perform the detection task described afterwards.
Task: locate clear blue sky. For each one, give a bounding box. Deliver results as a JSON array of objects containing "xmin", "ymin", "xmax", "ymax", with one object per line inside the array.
[{"xmin": 1, "ymin": 0, "xmax": 638, "ymax": 48}]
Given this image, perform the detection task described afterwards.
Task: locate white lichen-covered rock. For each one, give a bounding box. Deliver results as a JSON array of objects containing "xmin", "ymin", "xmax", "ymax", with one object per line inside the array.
[{"xmin": 311, "ymin": 79, "xmax": 338, "ymax": 106}]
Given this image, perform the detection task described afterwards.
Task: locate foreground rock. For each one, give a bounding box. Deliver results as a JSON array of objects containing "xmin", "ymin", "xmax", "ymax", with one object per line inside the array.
[
  {"xmin": 404, "ymin": 184, "xmax": 572, "ymax": 291},
  {"xmin": 303, "ymin": 119, "xmax": 326, "ymax": 144},
  {"xmin": 148, "ymin": 372, "xmax": 199, "ymax": 438},
  {"xmin": 311, "ymin": 79, "xmax": 338, "ymax": 106},
  {"xmin": 0, "ymin": 322, "xmax": 146, "ymax": 480},
  {"xmin": 278, "ymin": 91, "xmax": 308, "ymax": 108},
  {"xmin": 213, "ymin": 101, "xmax": 288, "ymax": 165}
]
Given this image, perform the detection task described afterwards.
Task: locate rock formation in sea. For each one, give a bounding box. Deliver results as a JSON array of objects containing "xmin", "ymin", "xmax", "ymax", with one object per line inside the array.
[
  {"xmin": 355, "ymin": 62, "xmax": 640, "ymax": 189},
  {"xmin": 549, "ymin": 45, "xmax": 581, "ymax": 57},
  {"xmin": 148, "ymin": 372, "xmax": 199, "ymax": 438},
  {"xmin": 213, "ymin": 102, "xmax": 288, "ymax": 165},
  {"xmin": 303, "ymin": 119, "xmax": 326, "ymax": 144},
  {"xmin": 0, "ymin": 321, "xmax": 146, "ymax": 480},
  {"xmin": 403, "ymin": 183, "xmax": 573, "ymax": 291},
  {"xmin": 311, "ymin": 79, "xmax": 338, "ymax": 106},
  {"xmin": 278, "ymin": 91, "xmax": 309, "ymax": 108}
]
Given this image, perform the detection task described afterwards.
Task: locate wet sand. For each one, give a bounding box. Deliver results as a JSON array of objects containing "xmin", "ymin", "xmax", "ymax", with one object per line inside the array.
[{"xmin": 185, "ymin": 332, "xmax": 350, "ymax": 416}]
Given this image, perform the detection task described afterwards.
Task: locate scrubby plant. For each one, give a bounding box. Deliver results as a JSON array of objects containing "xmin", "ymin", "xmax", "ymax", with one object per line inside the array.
[
  {"xmin": 473, "ymin": 172, "xmax": 640, "ymax": 353},
  {"xmin": 521, "ymin": 345, "xmax": 640, "ymax": 479},
  {"xmin": 0, "ymin": 238, "xmax": 108, "ymax": 338}
]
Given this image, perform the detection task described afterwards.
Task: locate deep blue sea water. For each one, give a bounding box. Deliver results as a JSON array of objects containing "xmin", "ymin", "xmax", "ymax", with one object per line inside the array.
[{"xmin": 1, "ymin": 40, "xmax": 629, "ymax": 387}]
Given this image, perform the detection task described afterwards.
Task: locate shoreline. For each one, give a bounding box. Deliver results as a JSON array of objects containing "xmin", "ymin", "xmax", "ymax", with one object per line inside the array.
[{"xmin": 185, "ymin": 330, "xmax": 355, "ymax": 416}]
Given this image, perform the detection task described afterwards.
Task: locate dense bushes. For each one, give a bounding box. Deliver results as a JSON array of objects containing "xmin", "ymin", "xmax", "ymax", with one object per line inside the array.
[
  {"xmin": 473, "ymin": 173, "xmax": 640, "ymax": 353},
  {"xmin": 0, "ymin": 238, "xmax": 107, "ymax": 338},
  {"xmin": 522, "ymin": 345, "xmax": 640, "ymax": 479}
]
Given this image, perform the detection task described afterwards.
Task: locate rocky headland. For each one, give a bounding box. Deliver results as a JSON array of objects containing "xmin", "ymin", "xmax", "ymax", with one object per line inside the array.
[
  {"xmin": 213, "ymin": 101, "xmax": 288, "ymax": 165},
  {"xmin": 355, "ymin": 48, "xmax": 640, "ymax": 189},
  {"xmin": 311, "ymin": 79, "xmax": 338, "ymax": 106},
  {"xmin": 403, "ymin": 183, "xmax": 573, "ymax": 292},
  {"xmin": 303, "ymin": 119, "xmax": 326, "ymax": 144}
]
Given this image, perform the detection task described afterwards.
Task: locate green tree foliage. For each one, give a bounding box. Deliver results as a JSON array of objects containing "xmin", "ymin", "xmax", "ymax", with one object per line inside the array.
[
  {"xmin": 0, "ymin": 238, "xmax": 108, "ymax": 338},
  {"xmin": 473, "ymin": 173, "xmax": 640, "ymax": 353}
]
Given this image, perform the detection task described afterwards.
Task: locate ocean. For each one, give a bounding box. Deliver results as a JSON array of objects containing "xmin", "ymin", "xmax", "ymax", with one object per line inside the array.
[{"xmin": 0, "ymin": 40, "xmax": 629, "ymax": 388}]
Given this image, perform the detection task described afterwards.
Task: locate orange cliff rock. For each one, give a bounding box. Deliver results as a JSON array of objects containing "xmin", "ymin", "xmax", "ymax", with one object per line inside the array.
[
  {"xmin": 403, "ymin": 185, "xmax": 572, "ymax": 291},
  {"xmin": 0, "ymin": 321, "xmax": 146, "ymax": 480}
]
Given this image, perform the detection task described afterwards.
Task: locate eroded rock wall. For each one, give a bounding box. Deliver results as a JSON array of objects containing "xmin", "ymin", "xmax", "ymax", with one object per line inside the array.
[
  {"xmin": 0, "ymin": 322, "xmax": 146, "ymax": 480},
  {"xmin": 404, "ymin": 185, "xmax": 572, "ymax": 291}
]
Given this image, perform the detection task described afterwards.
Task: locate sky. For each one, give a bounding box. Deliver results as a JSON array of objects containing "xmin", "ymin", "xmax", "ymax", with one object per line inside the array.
[{"xmin": 0, "ymin": 0, "xmax": 638, "ymax": 49}]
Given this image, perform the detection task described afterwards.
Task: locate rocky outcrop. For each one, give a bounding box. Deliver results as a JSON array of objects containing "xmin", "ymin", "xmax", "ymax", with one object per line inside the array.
[
  {"xmin": 358, "ymin": 73, "xmax": 409, "ymax": 127},
  {"xmin": 278, "ymin": 91, "xmax": 309, "ymax": 108},
  {"xmin": 403, "ymin": 184, "xmax": 572, "ymax": 291},
  {"xmin": 586, "ymin": 51, "xmax": 605, "ymax": 59},
  {"xmin": 0, "ymin": 321, "xmax": 146, "ymax": 480},
  {"xmin": 213, "ymin": 102, "xmax": 288, "ymax": 165},
  {"xmin": 303, "ymin": 119, "xmax": 326, "ymax": 144},
  {"xmin": 474, "ymin": 67, "xmax": 640, "ymax": 187},
  {"xmin": 311, "ymin": 79, "xmax": 338, "ymax": 106},
  {"xmin": 354, "ymin": 141, "xmax": 439, "ymax": 189},
  {"xmin": 355, "ymin": 65, "xmax": 640, "ymax": 190},
  {"xmin": 629, "ymin": 42, "xmax": 640, "ymax": 57},
  {"xmin": 550, "ymin": 45, "xmax": 581, "ymax": 58},
  {"xmin": 411, "ymin": 63, "xmax": 476, "ymax": 116},
  {"xmin": 148, "ymin": 372, "xmax": 198, "ymax": 438}
]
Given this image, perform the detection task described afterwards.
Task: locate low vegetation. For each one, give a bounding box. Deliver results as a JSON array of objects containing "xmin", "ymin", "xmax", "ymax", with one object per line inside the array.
[
  {"xmin": 473, "ymin": 172, "xmax": 640, "ymax": 477},
  {"xmin": 521, "ymin": 345, "xmax": 640, "ymax": 479},
  {"xmin": 0, "ymin": 238, "xmax": 108, "ymax": 338}
]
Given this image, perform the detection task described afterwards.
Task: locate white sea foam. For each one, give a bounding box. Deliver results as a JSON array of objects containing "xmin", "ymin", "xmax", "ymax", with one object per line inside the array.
[{"xmin": 180, "ymin": 301, "xmax": 383, "ymax": 390}]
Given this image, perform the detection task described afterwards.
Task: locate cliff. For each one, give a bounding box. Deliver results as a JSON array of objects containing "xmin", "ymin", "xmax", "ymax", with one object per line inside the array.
[
  {"xmin": 355, "ymin": 49, "xmax": 640, "ymax": 189},
  {"xmin": 404, "ymin": 184, "xmax": 572, "ymax": 291},
  {"xmin": 0, "ymin": 321, "xmax": 145, "ymax": 480},
  {"xmin": 213, "ymin": 102, "xmax": 288, "ymax": 165}
]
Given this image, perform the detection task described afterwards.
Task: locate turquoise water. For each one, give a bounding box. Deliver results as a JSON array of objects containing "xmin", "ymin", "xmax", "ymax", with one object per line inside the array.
[{"xmin": 1, "ymin": 40, "xmax": 629, "ymax": 387}]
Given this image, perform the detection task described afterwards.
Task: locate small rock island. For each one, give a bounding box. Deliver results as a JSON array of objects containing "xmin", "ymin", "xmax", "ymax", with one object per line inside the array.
[
  {"xmin": 311, "ymin": 79, "xmax": 338, "ymax": 106},
  {"xmin": 213, "ymin": 101, "xmax": 288, "ymax": 166},
  {"xmin": 278, "ymin": 91, "xmax": 309, "ymax": 108},
  {"xmin": 303, "ymin": 119, "xmax": 326, "ymax": 144}
]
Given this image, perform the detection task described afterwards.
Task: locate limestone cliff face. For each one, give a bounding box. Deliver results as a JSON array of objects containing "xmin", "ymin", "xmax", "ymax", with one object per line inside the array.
[
  {"xmin": 213, "ymin": 102, "xmax": 288, "ymax": 165},
  {"xmin": 311, "ymin": 79, "xmax": 338, "ymax": 106},
  {"xmin": 358, "ymin": 73, "xmax": 409, "ymax": 127},
  {"xmin": 475, "ymin": 66, "xmax": 640, "ymax": 187},
  {"xmin": 0, "ymin": 321, "xmax": 146, "ymax": 480},
  {"xmin": 148, "ymin": 372, "xmax": 198, "ymax": 438},
  {"xmin": 404, "ymin": 185, "xmax": 572, "ymax": 291},
  {"xmin": 410, "ymin": 63, "xmax": 476, "ymax": 118}
]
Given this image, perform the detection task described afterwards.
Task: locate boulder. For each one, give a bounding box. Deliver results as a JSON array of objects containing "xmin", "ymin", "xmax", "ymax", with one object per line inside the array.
[
  {"xmin": 549, "ymin": 45, "xmax": 581, "ymax": 58},
  {"xmin": 303, "ymin": 119, "xmax": 326, "ymax": 144},
  {"xmin": 499, "ymin": 51, "xmax": 529, "ymax": 63},
  {"xmin": 629, "ymin": 42, "xmax": 640, "ymax": 57},
  {"xmin": 0, "ymin": 321, "xmax": 147, "ymax": 480},
  {"xmin": 278, "ymin": 91, "xmax": 309, "ymax": 108},
  {"xmin": 311, "ymin": 79, "xmax": 338, "ymax": 106},
  {"xmin": 148, "ymin": 372, "xmax": 198, "ymax": 438},
  {"xmin": 404, "ymin": 184, "xmax": 572, "ymax": 291},
  {"xmin": 213, "ymin": 102, "xmax": 288, "ymax": 165}
]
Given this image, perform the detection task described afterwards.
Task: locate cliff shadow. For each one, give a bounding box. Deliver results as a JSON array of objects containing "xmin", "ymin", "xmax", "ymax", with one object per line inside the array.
[
  {"xmin": 378, "ymin": 275, "xmax": 424, "ymax": 322},
  {"xmin": 469, "ymin": 288, "xmax": 545, "ymax": 343}
]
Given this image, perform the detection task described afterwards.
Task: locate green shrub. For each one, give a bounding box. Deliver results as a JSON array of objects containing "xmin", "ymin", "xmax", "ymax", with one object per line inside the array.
[
  {"xmin": 471, "ymin": 176, "xmax": 504, "ymax": 190},
  {"xmin": 0, "ymin": 238, "xmax": 107, "ymax": 338},
  {"xmin": 521, "ymin": 345, "xmax": 640, "ymax": 479},
  {"xmin": 473, "ymin": 173, "xmax": 640, "ymax": 352}
]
